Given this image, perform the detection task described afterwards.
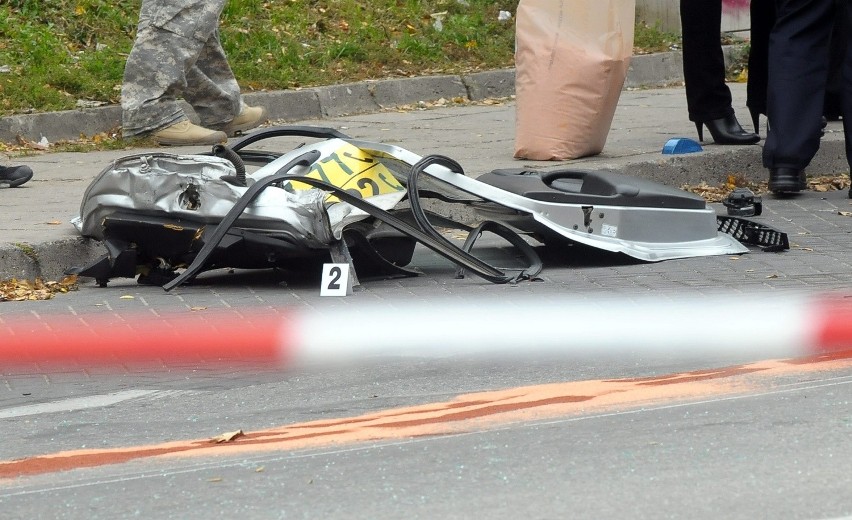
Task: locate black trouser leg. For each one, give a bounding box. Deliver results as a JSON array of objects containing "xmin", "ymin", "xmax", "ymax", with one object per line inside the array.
[
  {"xmin": 842, "ymin": 2, "xmax": 852, "ymax": 170},
  {"xmin": 763, "ymin": 0, "xmax": 833, "ymax": 170},
  {"xmin": 747, "ymin": 0, "xmax": 775, "ymax": 119},
  {"xmin": 680, "ymin": 0, "xmax": 733, "ymax": 122},
  {"xmin": 824, "ymin": 0, "xmax": 847, "ymax": 118}
]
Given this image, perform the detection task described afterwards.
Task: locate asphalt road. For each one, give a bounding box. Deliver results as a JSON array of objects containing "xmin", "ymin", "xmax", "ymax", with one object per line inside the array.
[{"xmin": 1, "ymin": 243, "xmax": 851, "ymax": 520}]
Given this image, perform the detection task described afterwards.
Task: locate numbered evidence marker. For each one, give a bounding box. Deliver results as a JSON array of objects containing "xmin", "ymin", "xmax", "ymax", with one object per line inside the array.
[{"xmin": 320, "ymin": 263, "xmax": 352, "ymax": 296}]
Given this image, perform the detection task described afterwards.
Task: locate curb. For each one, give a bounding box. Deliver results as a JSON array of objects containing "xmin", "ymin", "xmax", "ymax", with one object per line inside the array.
[{"xmin": 0, "ymin": 238, "xmax": 104, "ymax": 282}]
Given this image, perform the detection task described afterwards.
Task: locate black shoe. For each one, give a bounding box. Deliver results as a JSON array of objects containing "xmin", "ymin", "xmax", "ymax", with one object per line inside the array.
[
  {"xmin": 695, "ymin": 113, "xmax": 761, "ymax": 145},
  {"xmin": 0, "ymin": 165, "xmax": 33, "ymax": 188},
  {"xmin": 768, "ymin": 167, "xmax": 806, "ymax": 194}
]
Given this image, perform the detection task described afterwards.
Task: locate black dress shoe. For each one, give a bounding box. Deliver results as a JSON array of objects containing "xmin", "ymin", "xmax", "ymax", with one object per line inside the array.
[
  {"xmin": 768, "ymin": 167, "xmax": 806, "ymax": 194},
  {"xmin": 0, "ymin": 165, "xmax": 33, "ymax": 188},
  {"xmin": 695, "ymin": 113, "xmax": 761, "ymax": 145}
]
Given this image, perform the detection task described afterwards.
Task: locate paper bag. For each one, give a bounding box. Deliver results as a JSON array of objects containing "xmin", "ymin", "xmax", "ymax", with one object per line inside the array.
[{"xmin": 514, "ymin": 0, "xmax": 635, "ymax": 160}]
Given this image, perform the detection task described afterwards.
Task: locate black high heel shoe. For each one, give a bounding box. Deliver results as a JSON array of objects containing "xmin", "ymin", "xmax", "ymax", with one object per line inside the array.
[
  {"xmin": 749, "ymin": 107, "xmax": 765, "ymax": 136},
  {"xmin": 695, "ymin": 113, "xmax": 761, "ymax": 145}
]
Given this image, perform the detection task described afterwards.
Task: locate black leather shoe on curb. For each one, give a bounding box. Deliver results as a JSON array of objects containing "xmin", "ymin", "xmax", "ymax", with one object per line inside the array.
[
  {"xmin": 0, "ymin": 165, "xmax": 34, "ymax": 188},
  {"xmin": 768, "ymin": 167, "xmax": 806, "ymax": 194}
]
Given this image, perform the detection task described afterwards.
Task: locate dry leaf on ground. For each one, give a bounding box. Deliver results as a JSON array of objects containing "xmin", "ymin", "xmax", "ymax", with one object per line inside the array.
[
  {"xmin": 210, "ymin": 430, "xmax": 244, "ymax": 444},
  {"xmin": 683, "ymin": 174, "xmax": 849, "ymax": 203},
  {"xmin": 0, "ymin": 275, "xmax": 79, "ymax": 302}
]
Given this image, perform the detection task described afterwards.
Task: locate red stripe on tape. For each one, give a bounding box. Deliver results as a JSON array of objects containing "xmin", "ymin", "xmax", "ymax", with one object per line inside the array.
[
  {"xmin": 812, "ymin": 297, "xmax": 852, "ymax": 354},
  {"xmin": 0, "ymin": 310, "xmax": 293, "ymax": 367}
]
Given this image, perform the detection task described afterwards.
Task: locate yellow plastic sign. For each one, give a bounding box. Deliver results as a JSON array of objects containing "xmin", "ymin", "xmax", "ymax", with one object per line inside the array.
[{"xmin": 288, "ymin": 143, "xmax": 404, "ymax": 202}]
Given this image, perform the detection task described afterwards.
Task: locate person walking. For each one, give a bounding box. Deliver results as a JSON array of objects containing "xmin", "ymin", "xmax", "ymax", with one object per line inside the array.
[
  {"xmin": 679, "ymin": 0, "xmax": 760, "ymax": 145},
  {"xmin": 121, "ymin": 0, "xmax": 267, "ymax": 146},
  {"xmin": 762, "ymin": 0, "xmax": 851, "ymax": 194},
  {"xmin": 0, "ymin": 165, "xmax": 33, "ymax": 189}
]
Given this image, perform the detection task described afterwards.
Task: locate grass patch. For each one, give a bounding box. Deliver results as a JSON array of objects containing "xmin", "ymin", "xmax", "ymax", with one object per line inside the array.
[
  {"xmin": 13, "ymin": 242, "xmax": 37, "ymax": 261},
  {"xmin": 634, "ymin": 20, "xmax": 680, "ymax": 55},
  {"xmin": 0, "ymin": 2, "xmax": 691, "ymax": 119},
  {"xmin": 0, "ymin": 0, "xmax": 521, "ymax": 114}
]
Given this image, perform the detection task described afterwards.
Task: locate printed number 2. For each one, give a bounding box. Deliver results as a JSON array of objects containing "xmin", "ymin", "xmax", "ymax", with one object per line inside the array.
[
  {"xmin": 321, "ymin": 263, "xmax": 350, "ymax": 296},
  {"xmin": 327, "ymin": 267, "xmax": 342, "ymax": 290}
]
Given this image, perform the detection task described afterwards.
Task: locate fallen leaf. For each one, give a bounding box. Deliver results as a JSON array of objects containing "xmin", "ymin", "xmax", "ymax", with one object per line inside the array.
[
  {"xmin": 208, "ymin": 477, "xmax": 223, "ymax": 483},
  {"xmin": 190, "ymin": 306, "xmax": 208, "ymax": 312},
  {"xmin": 839, "ymin": 211, "xmax": 852, "ymax": 217},
  {"xmin": 46, "ymin": 220, "xmax": 62, "ymax": 225},
  {"xmin": 210, "ymin": 430, "xmax": 244, "ymax": 444},
  {"xmin": 255, "ymin": 467, "xmax": 265, "ymax": 473},
  {"xmin": 682, "ymin": 174, "xmax": 849, "ymax": 203},
  {"xmin": 0, "ymin": 276, "xmax": 78, "ymax": 302}
]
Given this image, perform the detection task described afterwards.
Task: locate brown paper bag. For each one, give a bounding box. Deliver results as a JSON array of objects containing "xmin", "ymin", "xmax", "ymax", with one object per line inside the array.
[{"xmin": 514, "ymin": 0, "xmax": 635, "ymax": 160}]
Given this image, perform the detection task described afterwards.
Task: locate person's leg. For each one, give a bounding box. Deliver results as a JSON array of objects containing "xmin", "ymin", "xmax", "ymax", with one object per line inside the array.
[
  {"xmin": 183, "ymin": 28, "xmax": 243, "ymax": 129},
  {"xmin": 841, "ymin": 1, "xmax": 852, "ymax": 183},
  {"xmin": 121, "ymin": 0, "xmax": 227, "ymax": 137},
  {"xmin": 747, "ymin": 0, "xmax": 775, "ymax": 131},
  {"xmin": 763, "ymin": 0, "xmax": 833, "ymax": 173},
  {"xmin": 680, "ymin": 0, "xmax": 733, "ymax": 122},
  {"xmin": 824, "ymin": 0, "xmax": 846, "ymax": 119},
  {"xmin": 181, "ymin": 25, "xmax": 267, "ymax": 135}
]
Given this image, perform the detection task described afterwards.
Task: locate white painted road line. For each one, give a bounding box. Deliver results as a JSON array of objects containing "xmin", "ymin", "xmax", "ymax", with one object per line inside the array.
[{"xmin": 0, "ymin": 389, "xmax": 158, "ymax": 419}]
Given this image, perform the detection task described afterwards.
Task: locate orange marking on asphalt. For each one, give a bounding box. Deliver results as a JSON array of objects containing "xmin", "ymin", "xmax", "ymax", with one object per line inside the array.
[
  {"xmin": 2, "ymin": 352, "xmax": 851, "ymax": 480},
  {"xmin": 607, "ymin": 365, "xmax": 768, "ymax": 386}
]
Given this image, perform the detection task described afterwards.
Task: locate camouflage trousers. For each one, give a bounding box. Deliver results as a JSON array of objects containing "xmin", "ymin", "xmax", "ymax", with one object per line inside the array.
[{"xmin": 121, "ymin": 0, "xmax": 243, "ymax": 137}]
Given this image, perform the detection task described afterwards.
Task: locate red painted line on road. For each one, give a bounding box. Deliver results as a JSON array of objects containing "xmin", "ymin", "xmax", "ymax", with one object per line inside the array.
[{"xmin": 2, "ymin": 351, "xmax": 850, "ymax": 480}]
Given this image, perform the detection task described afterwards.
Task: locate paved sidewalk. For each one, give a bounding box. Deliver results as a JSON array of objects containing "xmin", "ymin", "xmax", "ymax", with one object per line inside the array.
[{"xmin": 1, "ymin": 52, "xmax": 851, "ymax": 283}]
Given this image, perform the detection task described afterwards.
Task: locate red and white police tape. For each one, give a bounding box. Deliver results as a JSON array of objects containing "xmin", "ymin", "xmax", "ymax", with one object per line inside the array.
[{"xmin": 2, "ymin": 293, "xmax": 852, "ymax": 368}]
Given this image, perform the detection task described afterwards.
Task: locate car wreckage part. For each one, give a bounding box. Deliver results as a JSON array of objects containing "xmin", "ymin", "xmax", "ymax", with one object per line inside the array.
[
  {"xmin": 2, "ymin": 293, "xmax": 851, "ymax": 368},
  {"xmin": 468, "ymin": 167, "xmax": 751, "ymax": 261},
  {"xmin": 716, "ymin": 216, "xmax": 789, "ymax": 252},
  {"xmin": 164, "ymin": 151, "xmax": 543, "ymax": 290},
  {"xmin": 405, "ymin": 155, "xmax": 543, "ymax": 283},
  {"xmin": 71, "ymin": 125, "xmax": 787, "ymax": 289},
  {"xmin": 163, "ymin": 150, "xmax": 322, "ymax": 290},
  {"xmin": 328, "ymin": 136, "xmax": 754, "ymax": 261}
]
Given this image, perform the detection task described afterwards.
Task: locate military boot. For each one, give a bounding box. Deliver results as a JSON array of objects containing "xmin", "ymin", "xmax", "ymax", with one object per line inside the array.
[
  {"xmin": 219, "ymin": 106, "xmax": 268, "ymax": 136},
  {"xmin": 151, "ymin": 120, "xmax": 227, "ymax": 146}
]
